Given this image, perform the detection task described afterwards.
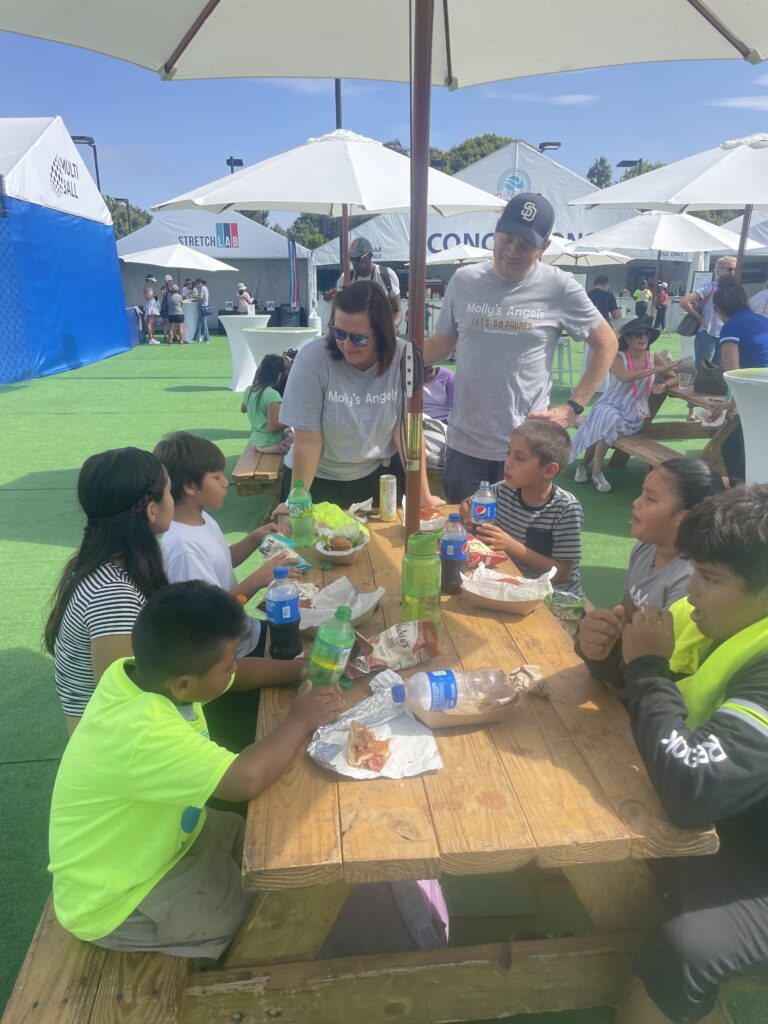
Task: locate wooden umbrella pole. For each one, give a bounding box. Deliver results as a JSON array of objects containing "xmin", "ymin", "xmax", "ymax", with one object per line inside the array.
[
  {"xmin": 341, "ymin": 204, "xmax": 350, "ymax": 285},
  {"xmin": 735, "ymin": 204, "xmax": 753, "ymax": 282},
  {"xmin": 404, "ymin": 0, "xmax": 434, "ymax": 541}
]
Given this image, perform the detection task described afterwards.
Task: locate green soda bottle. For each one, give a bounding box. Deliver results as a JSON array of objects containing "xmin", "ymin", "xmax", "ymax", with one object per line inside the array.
[
  {"xmin": 287, "ymin": 478, "xmax": 314, "ymax": 548},
  {"xmin": 401, "ymin": 531, "xmax": 441, "ymax": 630},
  {"xmin": 307, "ymin": 606, "xmax": 356, "ymax": 687}
]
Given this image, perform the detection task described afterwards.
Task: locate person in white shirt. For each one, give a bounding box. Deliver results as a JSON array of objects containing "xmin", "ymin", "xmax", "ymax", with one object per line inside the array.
[
  {"xmin": 181, "ymin": 279, "xmax": 198, "ymax": 299},
  {"xmin": 236, "ymin": 283, "xmax": 254, "ymax": 313},
  {"xmin": 193, "ymin": 278, "xmax": 210, "ymax": 344},
  {"xmin": 333, "ymin": 237, "xmax": 402, "ymax": 329},
  {"xmin": 749, "ymin": 276, "xmax": 768, "ymax": 317}
]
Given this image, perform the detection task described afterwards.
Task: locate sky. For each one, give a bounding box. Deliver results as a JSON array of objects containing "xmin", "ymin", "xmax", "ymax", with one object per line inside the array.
[{"xmin": 1, "ymin": 31, "xmax": 768, "ymax": 229}]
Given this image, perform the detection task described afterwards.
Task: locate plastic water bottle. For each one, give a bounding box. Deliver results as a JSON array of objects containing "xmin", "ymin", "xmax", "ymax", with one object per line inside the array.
[
  {"xmin": 308, "ymin": 307, "xmax": 322, "ymax": 335},
  {"xmin": 265, "ymin": 566, "xmax": 302, "ymax": 660},
  {"xmin": 307, "ymin": 606, "xmax": 356, "ymax": 687},
  {"xmin": 287, "ymin": 478, "xmax": 314, "ymax": 548},
  {"xmin": 440, "ymin": 513, "xmax": 468, "ymax": 595},
  {"xmin": 470, "ymin": 481, "xmax": 496, "ymax": 528},
  {"xmin": 392, "ymin": 668, "xmax": 508, "ymax": 712},
  {"xmin": 401, "ymin": 531, "xmax": 441, "ymax": 629}
]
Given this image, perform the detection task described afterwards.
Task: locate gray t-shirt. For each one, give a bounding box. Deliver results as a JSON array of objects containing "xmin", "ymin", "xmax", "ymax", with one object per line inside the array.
[
  {"xmin": 435, "ymin": 261, "xmax": 602, "ymax": 461},
  {"xmin": 625, "ymin": 542, "xmax": 693, "ymax": 612},
  {"xmin": 167, "ymin": 292, "xmax": 183, "ymax": 316},
  {"xmin": 280, "ymin": 336, "xmax": 405, "ymax": 481}
]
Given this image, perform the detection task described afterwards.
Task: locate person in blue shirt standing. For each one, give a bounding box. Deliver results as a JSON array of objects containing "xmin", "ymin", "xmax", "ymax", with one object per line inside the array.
[{"xmin": 711, "ymin": 280, "xmax": 768, "ymax": 483}]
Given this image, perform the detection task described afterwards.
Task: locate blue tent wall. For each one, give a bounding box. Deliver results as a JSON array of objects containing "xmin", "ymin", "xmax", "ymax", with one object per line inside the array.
[
  {"xmin": 5, "ymin": 196, "xmax": 129, "ymax": 381},
  {"xmin": 0, "ymin": 210, "xmax": 31, "ymax": 384}
]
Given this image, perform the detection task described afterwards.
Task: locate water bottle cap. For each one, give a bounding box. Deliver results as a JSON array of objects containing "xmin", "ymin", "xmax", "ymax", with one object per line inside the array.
[
  {"xmin": 335, "ymin": 605, "xmax": 352, "ymax": 620},
  {"xmin": 479, "ymin": 480, "xmax": 490, "ymax": 487},
  {"xmin": 391, "ymin": 684, "xmax": 406, "ymax": 704},
  {"xmin": 448, "ymin": 512, "xmax": 461, "ymax": 522},
  {"xmin": 273, "ymin": 566, "xmax": 288, "ymax": 579}
]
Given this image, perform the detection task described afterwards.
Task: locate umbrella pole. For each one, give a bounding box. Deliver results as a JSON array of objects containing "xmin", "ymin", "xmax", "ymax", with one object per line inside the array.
[
  {"xmin": 341, "ymin": 204, "xmax": 350, "ymax": 285},
  {"xmin": 404, "ymin": 0, "xmax": 434, "ymax": 541},
  {"xmin": 654, "ymin": 250, "xmax": 661, "ymax": 294},
  {"xmin": 736, "ymin": 204, "xmax": 753, "ymax": 282}
]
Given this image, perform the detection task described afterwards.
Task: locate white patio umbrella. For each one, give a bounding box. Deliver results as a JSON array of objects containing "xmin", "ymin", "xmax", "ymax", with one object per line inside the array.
[
  {"xmin": 3, "ymin": 0, "xmax": 767, "ymax": 536},
  {"xmin": 154, "ymin": 130, "xmax": 503, "ymax": 219},
  {"xmin": 570, "ymin": 135, "xmax": 768, "ymax": 273},
  {"xmin": 566, "ymin": 211, "xmax": 760, "ymax": 256},
  {"xmin": 424, "ymin": 243, "xmax": 492, "ymax": 266},
  {"xmin": 542, "ymin": 244, "xmax": 631, "ymax": 268},
  {"xmin": 119, "ymin": 243, "xmax": 238, "ymax": 274}
]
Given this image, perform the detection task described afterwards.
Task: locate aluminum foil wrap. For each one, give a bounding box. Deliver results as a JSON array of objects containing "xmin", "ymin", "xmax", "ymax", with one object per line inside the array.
[{"xmin": 307, "ymin": 670, "xmax": 443, "ymax": 780}]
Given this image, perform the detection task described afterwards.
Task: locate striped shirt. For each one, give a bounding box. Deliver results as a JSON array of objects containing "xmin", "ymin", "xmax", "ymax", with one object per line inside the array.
[
  {"xmin": 489, "ymin": 481, "xmax": 584, "ymax": 596},
  {"xmin": 54, "ymin": 562, "xmax": 145, "ymax": 717}
]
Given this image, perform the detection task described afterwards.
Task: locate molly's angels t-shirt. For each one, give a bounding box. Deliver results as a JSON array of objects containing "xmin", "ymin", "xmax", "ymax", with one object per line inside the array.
[
  {"xmin": 48, "ymin": 658, "xmax": 236, "ymax": 941},
  {"xmin": 280, "ymin": 336, "xmax": 406, "ymax": 481},
  {"xmin": 436, "ymin": 261, "xmax": 602, "ymax": 461}
]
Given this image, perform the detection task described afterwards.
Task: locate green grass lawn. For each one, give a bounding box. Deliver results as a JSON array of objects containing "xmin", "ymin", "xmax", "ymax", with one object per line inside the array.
[{"xmin": 0, "ymin": 332, "xmax": 763, "ymax": 1021}]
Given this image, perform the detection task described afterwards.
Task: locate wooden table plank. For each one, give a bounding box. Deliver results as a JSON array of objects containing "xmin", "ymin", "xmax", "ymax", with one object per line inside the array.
[{"xmin": 666, "ymin": 386, "xmax": 725, "ymax": 410}]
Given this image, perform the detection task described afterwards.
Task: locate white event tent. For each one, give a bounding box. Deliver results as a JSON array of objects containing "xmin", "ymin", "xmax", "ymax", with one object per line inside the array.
[{"xmin": 117, "ymin": 210, "xmax": 312, "ymax": 316}]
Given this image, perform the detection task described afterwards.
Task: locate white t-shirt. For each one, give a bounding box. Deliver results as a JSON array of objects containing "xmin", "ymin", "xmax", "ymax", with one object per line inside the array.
[
  {"xmin": 162, "ymin": 513, "xmax": 260, "ymax": 656},
  {"xmin": 336, "ymin": 264, "xmax": 400, "ymax": 296},
  {"xmin": 749, "ymin": 287, "xmax": 768, "ymax": 317}
]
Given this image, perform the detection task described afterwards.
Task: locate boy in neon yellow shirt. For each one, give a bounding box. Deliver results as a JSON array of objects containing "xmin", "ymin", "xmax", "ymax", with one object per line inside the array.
[
  {"xmin": 48, "ymin": 580, "xmax": 342, "ymax": 958},
  {"xmin": 578, "ymin": 486, "xmax": 768, "ymax": 1024}
]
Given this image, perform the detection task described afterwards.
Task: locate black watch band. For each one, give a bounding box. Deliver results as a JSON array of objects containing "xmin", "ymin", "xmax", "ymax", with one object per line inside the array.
[{"xmin": 566, "ymin": 398, "xmax": 584, "ymax": 416}]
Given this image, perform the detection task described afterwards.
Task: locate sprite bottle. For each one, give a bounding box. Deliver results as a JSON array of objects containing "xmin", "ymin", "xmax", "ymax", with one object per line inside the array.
[
  {"xmin": 307, "ymin": 606, "xmax": 355, "ymax": 687},
  {"xmin": 287, "ymin": 478, "xmax": 314, "ymax": 548}
]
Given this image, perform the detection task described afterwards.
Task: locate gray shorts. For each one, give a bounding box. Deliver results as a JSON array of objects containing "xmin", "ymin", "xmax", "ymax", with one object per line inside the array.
[
  {"xmin": 443, "ymin": 446, "xmax": 505, "ymax": 504},
  {"xmin": 93, "ymin": 808, "xmax": 255, "ymax": 960}
]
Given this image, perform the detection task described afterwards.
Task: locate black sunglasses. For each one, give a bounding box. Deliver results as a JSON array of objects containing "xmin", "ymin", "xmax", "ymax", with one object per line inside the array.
[{"xmin": 331, "ymin": 324, "xmax": 371, "ymax": 347}]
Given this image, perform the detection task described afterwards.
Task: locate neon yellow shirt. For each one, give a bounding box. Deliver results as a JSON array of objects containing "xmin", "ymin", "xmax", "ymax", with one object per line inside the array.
[{"xmin": 48, "ymin": 658, "xmax": 237, "ymax": 941}]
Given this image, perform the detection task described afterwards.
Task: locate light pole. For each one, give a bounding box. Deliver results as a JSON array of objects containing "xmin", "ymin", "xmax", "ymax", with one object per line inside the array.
[
  {"xmin": 226, "ymin": 156, "xmax": 243, "ymax": 175},
  {"xmin": 113, "ymin": 197, "xmax": 132, "ymax": 234},
  {"xmin": 538, "ymin": 141, "xmax": 561, "ymax": 153},
  {"xmin": 71, "ymin": 135, "xmax": 101, "ymax": 192},
  {"xmin": 618, "ymin": 158, "xmax": 643, "ymax": 177}
]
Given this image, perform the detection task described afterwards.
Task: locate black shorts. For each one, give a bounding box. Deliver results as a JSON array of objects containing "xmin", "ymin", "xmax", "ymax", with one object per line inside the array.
[
  {"xmin": 167, "ymin": 314, "xmax": 184, "ymax": 324},
  {"xmin": 634, "ymin": 827, "xmax": 768, "ymax": 1023},
  {"xmin": 280, "ymin": 453, "xmax": 405, "ymax": 506}
]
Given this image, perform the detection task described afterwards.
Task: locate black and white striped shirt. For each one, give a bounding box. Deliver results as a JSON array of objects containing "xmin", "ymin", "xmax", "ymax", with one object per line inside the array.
[
  {"xmin": 489, "ymin": 481, "xmax": 584, "ymax": 596},
  {"xmin": 54, "ymin": 562, "xmax": 145, "ymax": 717}
]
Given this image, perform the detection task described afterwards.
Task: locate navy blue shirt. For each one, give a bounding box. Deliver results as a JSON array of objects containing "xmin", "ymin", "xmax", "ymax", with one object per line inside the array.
[{"xmin": 719, "ymin": 308, "xmax": 768, "ymax": 369}]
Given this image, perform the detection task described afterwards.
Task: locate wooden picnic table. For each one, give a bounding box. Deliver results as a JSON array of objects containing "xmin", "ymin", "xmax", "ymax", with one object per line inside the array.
[{"xmin": 183, "ymin": 513, "xmax": 718, "ymax": 1024}]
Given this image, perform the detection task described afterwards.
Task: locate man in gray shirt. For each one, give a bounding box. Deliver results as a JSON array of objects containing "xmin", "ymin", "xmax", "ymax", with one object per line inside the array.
[{"xmin": 425, "ymin": 193, "xmax": 618, "ymax": 501}]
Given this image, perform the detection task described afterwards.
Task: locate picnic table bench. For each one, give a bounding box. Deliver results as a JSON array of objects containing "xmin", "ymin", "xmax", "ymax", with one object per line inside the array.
[{"xmin": 231, "ymin": 445, "xmax": 284, "ymax": 499}]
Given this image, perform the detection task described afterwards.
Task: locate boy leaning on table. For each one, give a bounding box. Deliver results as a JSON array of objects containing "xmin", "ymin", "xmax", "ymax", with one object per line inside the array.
[
  {"xmin": 48, "ymin": 581, "xmax": 343, "ymax": 958},
  {"xmin": 578, "ymin": 486, "xmax": 768, "ymax": 1024}
]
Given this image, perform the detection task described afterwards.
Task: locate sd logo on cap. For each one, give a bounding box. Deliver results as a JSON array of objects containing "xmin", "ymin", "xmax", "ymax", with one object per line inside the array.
[{"xmin": 495, "ymin": 193, "xmax": 555, "ymax": 247}]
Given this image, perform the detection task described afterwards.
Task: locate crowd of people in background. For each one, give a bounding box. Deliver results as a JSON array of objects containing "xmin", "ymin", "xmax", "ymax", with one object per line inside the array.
[{"xmin": 142, "ymin": 274, "xmax": 211, "ymax": 345}]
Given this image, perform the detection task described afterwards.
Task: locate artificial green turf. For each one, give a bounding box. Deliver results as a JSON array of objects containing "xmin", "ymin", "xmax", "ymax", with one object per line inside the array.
[{"xmin": 0, "ymin": 333, "xmax": 759, "ymax": 1022}]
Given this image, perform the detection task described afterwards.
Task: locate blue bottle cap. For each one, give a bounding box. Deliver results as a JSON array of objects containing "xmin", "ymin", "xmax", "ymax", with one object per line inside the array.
[
  {"xmin": 448, "ymin": 512, "xmax": 461, "ymax": 522},
  {"xmin": 391, "ymin": 684, "xmax": 406, "ymax": 704},
  {"xmin": 274, "ymin": 565, "xmax": 288, "ymax": 579}
]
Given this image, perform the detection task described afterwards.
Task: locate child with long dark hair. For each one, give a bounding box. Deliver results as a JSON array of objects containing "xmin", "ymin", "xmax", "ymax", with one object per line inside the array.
[
  {"xmin": 44, "ymin": 448, "xmax": 173, "ymax": 733},
  {"xmin": 240, "ymin": 355, "xmax": 291, "ymax": 454}
]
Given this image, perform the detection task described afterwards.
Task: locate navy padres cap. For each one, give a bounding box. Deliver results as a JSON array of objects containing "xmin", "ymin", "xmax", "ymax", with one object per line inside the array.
[
  {"xmin": 349, "ymin": 236, "xmax": 373, "ymax": 258},
  {"xmin": 495, "ymin": 193, "xmax": 555, "ymax": 247}
]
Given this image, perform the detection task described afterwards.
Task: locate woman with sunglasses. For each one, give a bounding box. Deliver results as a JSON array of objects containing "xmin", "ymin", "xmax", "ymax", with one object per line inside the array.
[
  {"xmin": 570, "ymin": 319, "xmax": 682, "ymax": 493},
  {"xmin": 278, "ymin": 280, "xmax": 442, "ymax": 507}
]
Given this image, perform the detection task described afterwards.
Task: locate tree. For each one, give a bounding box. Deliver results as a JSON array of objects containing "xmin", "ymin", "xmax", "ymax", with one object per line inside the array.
[
  {"xmin": 104, "ymin": 195, "xmax": 151, "ymax": 240},
  {"xmin": 690, "ymin": 209, "xmax": 743, "ymax": 227},
  {"xmin": 586, "ymin": 157, "xmax": 612, "ymax": 189},
  {"xmin": 383, "ymin": 139, "xmax": 410, "ymax": 157},
  {"xmin": 434, "ymin": 134, "xmax": 513, "ymax": 176},
  {"xmin": 619, "ymin": 160, "xmax": 666, "ymax": 181},
  {"xmin": 288, "ymin": 214, "xmax": 331, "ymax": 250},
  {"xmin": 241, "ymin": 210, "xmax": 271, "ymax": 227}
]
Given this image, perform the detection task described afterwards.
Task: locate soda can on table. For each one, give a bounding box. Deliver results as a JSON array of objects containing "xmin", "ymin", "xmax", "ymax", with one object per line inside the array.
[{"xmin": 379, "ymin": 474, "xmax": 397, "ymax": 521}]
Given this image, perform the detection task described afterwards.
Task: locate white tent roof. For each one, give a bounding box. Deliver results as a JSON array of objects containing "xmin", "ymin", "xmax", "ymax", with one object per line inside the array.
[
  {"xmin": 313, "ymin": 140, "xmax": 644, "ymax": 265},
  {"xmin": 0, "ymin": 115, "xmax": 111, "ymax": 225},
  {"xmin": 116, "ymin": 209, "xmax": 310, "ymax": 261}
]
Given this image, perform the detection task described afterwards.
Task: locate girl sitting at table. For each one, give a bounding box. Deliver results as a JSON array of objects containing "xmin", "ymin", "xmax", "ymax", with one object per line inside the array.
[
  {"xmin": 571, "ymin": 319, "xmax": 681, "ymax": 494},
  {"xmin": 241, "ymin": 354, "xmax": 292, "ymax": 454}
]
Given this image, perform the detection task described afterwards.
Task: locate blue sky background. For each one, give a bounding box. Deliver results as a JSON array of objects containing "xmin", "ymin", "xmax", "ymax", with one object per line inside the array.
[{"xmin": 1, "ymin": 31, "xmax": 767, "ymax": 227}]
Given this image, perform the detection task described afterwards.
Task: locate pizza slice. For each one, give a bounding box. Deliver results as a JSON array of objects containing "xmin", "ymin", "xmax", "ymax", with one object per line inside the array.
[{"xmin": 346, "ymin": 721, "xmax": 391, "ymax": 773}]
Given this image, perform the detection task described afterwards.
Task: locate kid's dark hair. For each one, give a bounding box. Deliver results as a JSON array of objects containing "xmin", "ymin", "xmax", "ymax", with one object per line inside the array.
[
  {"xmin": 44, "ymin": 448, "xmax": 169, "ymax": 654},
  {"xmin": 655, "ymin": 458, "xmax": 724, "ymax": 511},
  {"xmin": 249, "ymin": 353, "xmax": 285, "ymax": 401},
  {"xmin": 153, "ymin": 432, "xmax": 225, "ymax": 502},
  {"xmin": 676, "ymin": 485, "xmax": 768, "ymax": 592},
  {"xmin": 326, "ymin": 279, "xmax": 397, "ymax": 375},
  {"xmin": 512, "ymin": 420, "xmax": 571, "ymax": 472},
  {"xmin": 712, "ymin": 280, "xmax": 750, "ymax": 319},
  {"xmin": 132, "ymin": 581, "xmax": 245, "ymax": 692}
]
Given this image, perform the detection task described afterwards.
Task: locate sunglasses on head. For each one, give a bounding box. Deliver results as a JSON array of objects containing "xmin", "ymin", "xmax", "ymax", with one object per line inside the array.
[{"xmin": 331, "ymin": 324, "xmax": 371, "ymax": 347}]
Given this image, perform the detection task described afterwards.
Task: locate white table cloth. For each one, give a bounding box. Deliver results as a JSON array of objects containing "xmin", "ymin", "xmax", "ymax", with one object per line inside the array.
[{"xmin": 219, "ymin": 314, "xmax": 270, "ymax": 391}]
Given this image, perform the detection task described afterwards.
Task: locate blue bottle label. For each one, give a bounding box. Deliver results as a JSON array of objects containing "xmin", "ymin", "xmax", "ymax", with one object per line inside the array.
[
  {"xmin": 471, "ymin": 498, "xmax": 496, "ymax": 522},
  {"xmin": 426, "ymin": 669, "xmax": 458, "ymax": 711},
  {"xmin": 266, "ymin": 595, "xmax": 300, "ymax": 623},
  {"xmin": 440, "ymin": 537, "xmax": 468, "ymax": 560}
]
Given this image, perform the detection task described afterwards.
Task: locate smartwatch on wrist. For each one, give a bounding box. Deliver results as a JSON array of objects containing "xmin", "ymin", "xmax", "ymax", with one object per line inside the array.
[{"xmin": 566, "ymin": 398, "xmax": 584, "ymax": 416}]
